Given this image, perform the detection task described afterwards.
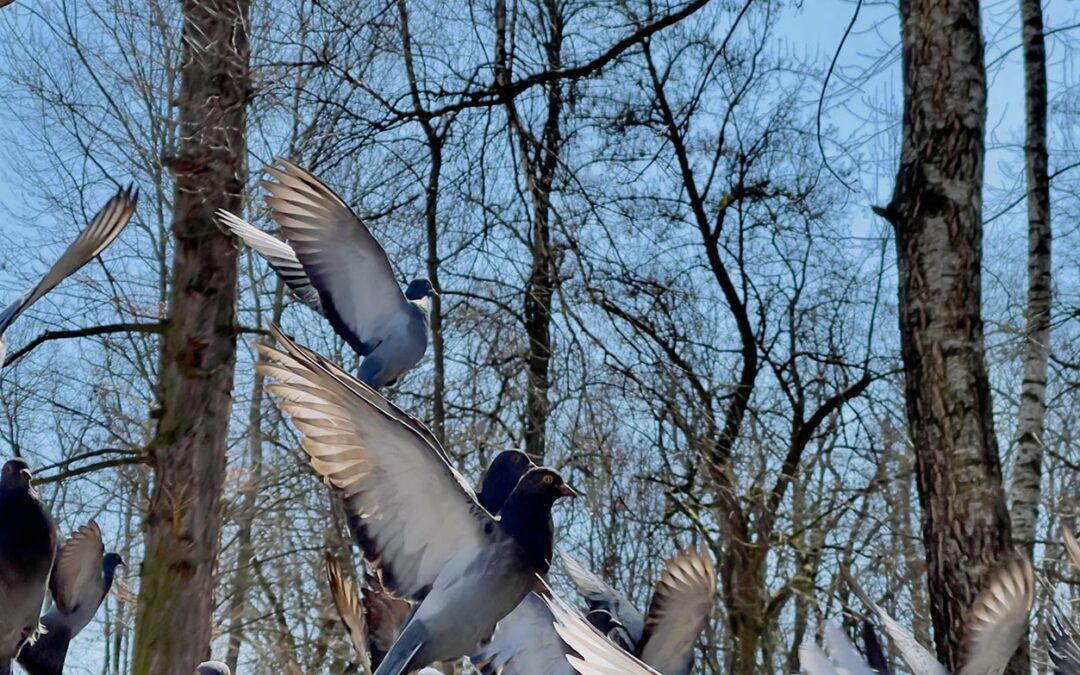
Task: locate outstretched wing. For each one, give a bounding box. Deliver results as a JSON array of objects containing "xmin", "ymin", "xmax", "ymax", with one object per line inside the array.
[
  {"xmin": 262, "ymin": 159, "xmax": 407, "ymax": 357},
  {"xmin": 559, "ymin": 551, "xmax": 645, "ymax": 644},
  {"xmin": 325, "ymin": 553, "xmax": 371, "ymax": 673},
  {"xmin": 544, "ymin": 588, "xmax": 661, "ymax": 675},
  {"xmin": 637, "ymin": 548, "xmax": 716, "ymax": 675},
  {"xmin": 49, "ymin": 520, "xmax": 105, "ymax": 614},
  {"xmin": 957, "ymin": 555, "xmax": 1034, "ymax": 675},
  {"xmin": 257, "ymin": 324, "xmax": 488, "ymax": 601},
  {"xmin": 216, "ymin": 209, "xmax": 323, "ymax": 312},
  {"xmin": 0, "ymin": 185, "xmax": 137, "ymax": 338}
]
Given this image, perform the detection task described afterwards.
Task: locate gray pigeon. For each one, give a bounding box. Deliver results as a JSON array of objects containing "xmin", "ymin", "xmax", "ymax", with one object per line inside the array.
[
  {"xmin": 561, "ymin": 549, "xmax": 716, "ymax": 675},
  {"xmin": 256, "ymin": 325, "xmax": 576, "ymax": 675},
  {"xmin": 0, "ymin": 185, "xmax": 137, "ymax": 366},
  {"xmin": 217, "ymin": 159, "xmax": 435, "ymax": 389},
  {"xmin": 17, "ymin": 521, "xmax": 124, "ymax": 675},
  {"xmin": 0, "ymin": 459, "xmax": 57, "ymax": 675},
  {"xmin": 804, "ymin": 556, "xmax": 1035, "ymax": 675}
]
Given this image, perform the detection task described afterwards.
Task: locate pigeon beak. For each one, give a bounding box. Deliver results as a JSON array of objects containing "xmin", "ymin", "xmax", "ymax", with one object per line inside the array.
[{"xmin": 559, "ymin": 483, "xmax": 579, "ymax": 498}]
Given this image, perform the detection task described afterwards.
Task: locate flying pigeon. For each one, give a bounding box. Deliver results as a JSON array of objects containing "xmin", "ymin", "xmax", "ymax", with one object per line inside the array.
[
  {"xmin": 217, "ymin": 159, "xmax": 435, "ymax": 389},
  {"xmin": 17, "ymin": 521, "xmax": 124, "ymax": 675},
  {"xmin": 809, "ymin": 556, "xmax": 1036, "ymax": 675},
  {"xmin": 196, "ymin": 661, "xmax": 231, "ymax": 675},
  {"xmin": 0, "ymin": 459, "xmax": 57, "ymax": 675},
  {"xmin": 561, "ymin": 549, "xmax": 716, "ymax": 675},
  {"xmin": 256, "ymin": 325, "xmax": 576, "ymax": 675},
  {"xmin": 798, "ymin": 622, "xmax": 878, "ymax": 675},
  {"xmin": 326, "ymin": 450, "xmax": 535, "ymax": 670},
  {"xmin": 0, "ymin": 185, "xmax": 137, "ymax": 367},
  {"xmin": 543, "ymin": 588, "xmax": 661, "ymax": 675}
]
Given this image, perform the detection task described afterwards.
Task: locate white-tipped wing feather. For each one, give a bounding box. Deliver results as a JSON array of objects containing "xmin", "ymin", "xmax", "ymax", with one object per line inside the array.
[
  {"xmin": 544, "ymin": 588, "xmax": 660, "ymax": 675},
  {"xmin": 262, "ymin": 159, "xmax": 407, "ymax": 357},
  {"xmin": 216, "ymin": 209, "xmax": 323, "ymax": 312},
  {"xmin": 0, "ymin": 184, "xmax": 137, "ymax": 340},
  {"xmin": 256, "ymin": 324, "xmax": 487, "ymax": 601},
  {"xmin": 637, "ymin": 548, "xmax": 716, "ymax": 675}
]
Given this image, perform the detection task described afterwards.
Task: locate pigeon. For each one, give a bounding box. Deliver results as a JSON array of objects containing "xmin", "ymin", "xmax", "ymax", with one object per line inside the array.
[
  {"xmin": 0, "ymin": 184, "xmax": 137, "ymax": 366},
  {"xmin": 1049, "ymin": 618, "xmax": 1080, "ymax": 675},
  {"xmin": 798, "ymin": 622, "xmax": 877, "ymax": 675},
  {"xmin": 217, "ymin": 159, "xmax": 436, "ymax": 389},
  {"xmin": 17, "ymin": 521, "xmax": 124, "ymax": 675},
  {"xmin": 326, "ymin": 450, "xmax": 535, "ymax": 670},
  {"xmin": 0, "ymin": 459, "xmax": 57, "ymax": 675},
  {"xmin": 811, "ymin": 556, "xmax": 1036, "ymax": 675},
  {"xmin": 543, "ymin": 588, "xmax": 661, "ymax": 675},
  {"xmin": 196, "ymin": 661, "xmax": 231, "ymax": 675},
  {"xmin": 256, "ymin": 324, "xmax": 576, "ymax": 675},
  {"xmin": 560, "ymin": 549, "xmax": 716, "ymax": 675}
]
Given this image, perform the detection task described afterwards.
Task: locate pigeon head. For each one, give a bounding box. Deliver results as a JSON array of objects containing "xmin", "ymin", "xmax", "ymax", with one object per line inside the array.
[
  {"xmin": 404, "ymin": 278, "xmax": 437, "ymax": 312},
  {"xmin": 586, "ymin": 608, "xmax": 636, "ymax": 652},
  {"xmin": 476, "ymin": 450, "xmax": 535, "ymax": 514},
  {"xmin": 196, "ymin": 661, "xmax": 231, "ymax": 675},
  {"xmin": 510, "ymin": 467, "xmax": 578, "ymax": 505},
  {"xmin": 0, "ymin": 457, "xmax": 33, "ymax": 491}
]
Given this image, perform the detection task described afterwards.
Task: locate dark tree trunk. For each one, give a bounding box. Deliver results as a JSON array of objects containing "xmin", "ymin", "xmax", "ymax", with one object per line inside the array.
[
  {"xmin": 1008, "ymin": 0, "xmax": 1052, "ymax": 558},
  {"xmin": 131, "ymin": 0, "xmax": 250, "ymax": 671},
  {"xmin": 881, "ymin": 0, "xmax": 1022, "ymax": 670}
]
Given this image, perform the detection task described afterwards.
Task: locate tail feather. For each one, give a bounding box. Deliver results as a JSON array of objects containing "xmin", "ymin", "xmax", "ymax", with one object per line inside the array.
[{"xmin": 372, "ymin": 621, "xmax": 426, "ymax": 675}]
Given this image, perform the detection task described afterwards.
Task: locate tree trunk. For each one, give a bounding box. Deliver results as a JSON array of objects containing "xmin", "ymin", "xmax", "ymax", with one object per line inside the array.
[
  {"xmin": 882, "ymin": 0, "xmax": 1022, "ymax": 670},
  {"xmin": 1008, "ymin": 0, "xmax": 1052, "ymax": 558},
  {"xmin": 131, "ymin": 0, "xmax": 249, "ymax": 670}
]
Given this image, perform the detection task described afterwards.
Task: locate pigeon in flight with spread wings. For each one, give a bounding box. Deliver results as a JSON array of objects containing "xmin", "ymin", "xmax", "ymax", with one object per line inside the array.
[
  {"xmin": 0, "ymin": 185, "xmax": 137, "ymax": 366},
  {"xmin": 257, "ymin": 325, "xmax": 576, "ymax": 675},
  {"xmin": 326, "ymin": 450, "xmax": 537, "ymax": 671},
  {"xmin": 0, "ymin": 459, "xmax": 57, "ymax": 675},
  {"xmin": 218, "ymin": 159, "xmax": 435, "ymax": 389},
  {"xmin": 17, "ymin": 521, "xmax": 124, "ymax": 675},
  {"xmin": 801, "ymin": 556, "xmax": 1034, "ymax": 675}
]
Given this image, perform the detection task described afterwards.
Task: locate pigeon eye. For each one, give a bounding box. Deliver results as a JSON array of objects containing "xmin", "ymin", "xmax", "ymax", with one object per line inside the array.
[
  {"xmin": 542, "ymin": 474, "xmax": 553, "ymax": 485},
  {"xmin": 2, "ymin": 466, "xmax": 9, "ymax": 474}
]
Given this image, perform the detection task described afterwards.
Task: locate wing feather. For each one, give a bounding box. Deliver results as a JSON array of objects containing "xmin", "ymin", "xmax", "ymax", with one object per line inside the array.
[
  {"xmin": 956, "ymin": 555, "xmax": 1034, "ymax": 675},
  {"xmin": 636, "ymin": 548, "xmax": 716, "ymax": 675},
  {"xmin": 543, "ymin": 587, "xmax": 660, "ymax": 675},
  {"xmin": 49, "ymin": 521, "xmax": 104, "ymax": 615},
  {"xmin": 257, "ymin": 324, "xmax": 487, "ymax": 601}
]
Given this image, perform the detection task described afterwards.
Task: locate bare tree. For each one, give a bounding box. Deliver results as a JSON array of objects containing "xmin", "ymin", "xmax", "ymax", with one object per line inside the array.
[
  {"xmin": 131, "ymin": 0, "xmax": 251, "ymax": 670},
  {"xmin": 873, "ymin": 0, "xmax": 1021, "ymax": 670}
]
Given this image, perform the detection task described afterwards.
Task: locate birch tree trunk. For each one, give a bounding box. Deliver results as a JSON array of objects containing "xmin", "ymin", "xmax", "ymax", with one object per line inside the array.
[
  {"xmin": 879, "ymin": 0, "xmax": 1022, "ymax": 670},
  {"xmin": 131, "ymin": 0, "xmax": 250, "ymax": 670},
  {"xmin": 1008, "ymin": 0, "xmax": 1052, "ymax": 557}
]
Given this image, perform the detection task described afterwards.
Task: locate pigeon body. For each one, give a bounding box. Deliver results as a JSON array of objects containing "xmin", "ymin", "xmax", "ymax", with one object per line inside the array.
[
  {"xmin": 0, "ymin": 185, "xmax": 137, "ymax": 365},
  {"xmin": 257, "ymin": 326, "xmax": 575, "ymax": 675},
  {"xmin": 218, "ymin": 160, "xmax": 435, "ymax": 389},
  {"xmin": 0, "ymin": 459, "xmax": 57, "ymax": 674},
  {"xmin": 18, "ymin": 522, "xmax": 124, "ymax": 675}
]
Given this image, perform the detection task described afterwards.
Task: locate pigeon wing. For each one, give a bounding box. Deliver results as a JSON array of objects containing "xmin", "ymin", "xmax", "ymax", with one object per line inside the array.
[
  {"xmin": 48, "ymin": 520, "xmax": 104, "ymax": 615},
  {"xmin": 543, "ymin": 587, "xmax": 661, "ymax": 675},
  {"xmin": 262, "ymin": 159, "xmax": 408, "ymax": 357},
  {"xmin": 325, "ymin": 554, "xmax": 371, "ymax": 673},
  {"xmin": 799, "ymin": 642, "xmax": 841, "ymax": 675},
  {"xmin": 1048, "ymin": 619, "xmax": 1080, "ymax": 675},
  {"xmin": 0, "ymin": 185, "xmax": 137, "ymax": 338},
  {"xmin": 822, "ymin": 622, "xmax": 876, "ymax": 675},
  {"xmin": 956, "ymin": 555, "xmax": 1035, "ymax": 675},
  {"xmin": 636, "ymin": 548, "xmax": 716, "ymax": 675},
  {"xmin": 216, "ymin": 210, "xmax": 323, "ymax": 312},
  {"xmin": 257, "ymin": 324, "xmax": 488, "ymax": 601},
  {"xmin": 559, "ymin": 551, "xmax": 645, "ymax": 644},
  {"xmin": 842, "ymin": 565, "xmax": 947, "ymax": 675}
]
